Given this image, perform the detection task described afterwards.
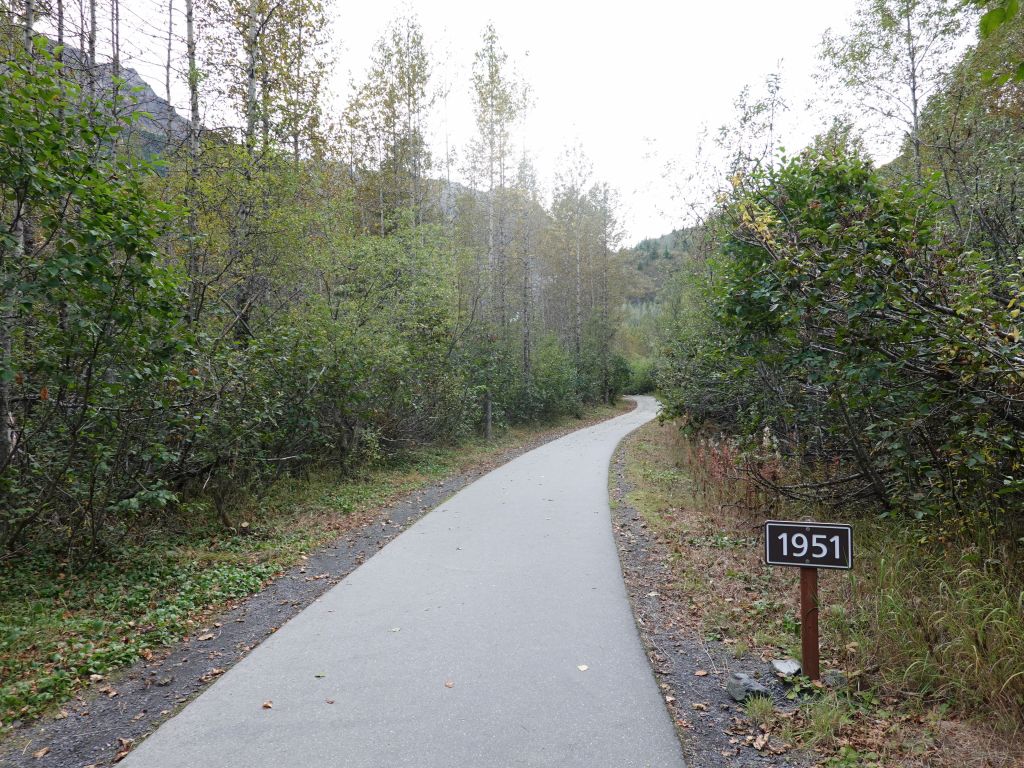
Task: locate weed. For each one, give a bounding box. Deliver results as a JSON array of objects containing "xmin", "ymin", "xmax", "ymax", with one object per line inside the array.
[
  {"xmin": 823, "ymin": 746, "xmax": 881, "ymax": 767},
  {"xmin": 800, "ymin": 692, "xmax": 853, "ymax": 746},
  {"xmin": 745, "ymin": 695, "xmax": 774, "ymax": 727}
]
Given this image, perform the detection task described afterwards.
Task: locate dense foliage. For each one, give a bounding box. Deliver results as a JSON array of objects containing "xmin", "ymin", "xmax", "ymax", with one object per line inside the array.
[
  {"xmin": 661, "ymin": 147, "xmax": 1024, "ymax": 533},
  {"xmin": 0, "ymin": 12, "xmax": 633, "ymax": 561},
  {"xmin": 657, "ymin": 5, "xmax": 1024, "ymax": 544}
]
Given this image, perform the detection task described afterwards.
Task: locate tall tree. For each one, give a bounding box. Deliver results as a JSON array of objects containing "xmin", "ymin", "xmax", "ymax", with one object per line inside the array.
[
  {"xmin": 820, "ymin": 0, "xmax": 971, "ymax": 180},
  {"xmin": 468, "ymin": 23, "xmax": 525, "ymax": 334},
  {"xmin": 343, "ymin": 14, "xmax": 433, "ymax": 232}
]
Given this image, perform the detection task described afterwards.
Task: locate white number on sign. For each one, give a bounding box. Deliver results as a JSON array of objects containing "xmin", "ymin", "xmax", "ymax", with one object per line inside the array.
[
  {"xmin": 812, "ymin": 534, "xmax": 827, "ymax": 558},
  {"xmin": 778, "ymin": 532, "xmax": 809, "ymax": 557},
  {"xmin": 777, "ymin": 533, "xmax": 843, "ymax": 560}
]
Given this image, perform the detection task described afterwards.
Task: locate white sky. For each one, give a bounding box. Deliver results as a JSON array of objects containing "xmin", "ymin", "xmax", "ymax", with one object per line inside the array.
[
  {"xmin": 332, "ymin": 0, "xmax": 864, "ymax": 241},
  {"xmin": 68, "ymin": 0, "xmax": 880, "ymax": 241}
]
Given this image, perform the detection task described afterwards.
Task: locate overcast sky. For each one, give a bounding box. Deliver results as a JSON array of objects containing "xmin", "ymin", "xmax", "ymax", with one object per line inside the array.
[{"xmin": 106, "ymin": 0, "xmax": 874, "ymax": 241}]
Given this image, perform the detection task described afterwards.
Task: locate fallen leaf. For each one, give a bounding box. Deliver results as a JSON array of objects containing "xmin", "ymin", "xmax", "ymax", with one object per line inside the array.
[
  {"xmin": 88, "ymin": 674, "xmax": 104, "ymax": 683},
  {"xmin": 197, "ymin": 633, "xmax": 215, "ymax": 641},
  {"xmin": 262, "ymin": 700, "xmax": 273, "ymax": 709},
  {"xmin": 754, "ymin": 732, "xmax": 769, "ymax": 751},
  {"xmin": 325, "ymin": 699, "xmax": 335, "ymax": 705},
  {"xmin": 694, "ymin": 669, "xmax": 708, "ymax": 677},
  {"xmin": 577, "ymin": 665, "xmax": 589, "ymax": 672},
  {"xmin": 32, "ymin": 746, "xmax": 50, "ymax": 759},
  {"xmin": 444, "ymin": 680, "xmax": 455, "ymax": 689},
  {"xmin": 199, "ymin": 668, "xmax": 224, "ymax": 684},
  {"xmin": 54, "ymin": 711, "xmax": 68, "ymax": 720},
  {"xmin": 113, "ymin": 738, "xmax": 133, "ymax": 763},
  {"xmin": 691, "ymin": 702, "xmax": 708, "ymax": 711}
]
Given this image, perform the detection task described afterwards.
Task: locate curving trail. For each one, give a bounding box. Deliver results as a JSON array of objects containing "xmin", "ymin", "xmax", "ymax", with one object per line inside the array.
[{"xmin": 120, "ymin": 395, "xmax": 685, "ymax": 768}]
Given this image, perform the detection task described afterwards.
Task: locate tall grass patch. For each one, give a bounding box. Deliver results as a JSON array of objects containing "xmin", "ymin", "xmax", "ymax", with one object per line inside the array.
[{"xmin": 852, "ymin": 526, "xmax": 1024, "ymax": 728}]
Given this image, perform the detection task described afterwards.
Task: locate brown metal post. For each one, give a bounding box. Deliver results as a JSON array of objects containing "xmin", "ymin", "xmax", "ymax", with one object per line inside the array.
[{"xmin": 800, "ymin": 567, "xmax": 820, "ymax": 680}]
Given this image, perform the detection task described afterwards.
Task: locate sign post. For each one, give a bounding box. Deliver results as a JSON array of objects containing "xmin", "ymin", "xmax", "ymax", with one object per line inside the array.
[
  {"xmin": 764, "ymin": 520, "xmax": 853, "ymax": 681},
  {"xmin": 799, "ymin": 566, "xmax": 819, "ymax": 680}
]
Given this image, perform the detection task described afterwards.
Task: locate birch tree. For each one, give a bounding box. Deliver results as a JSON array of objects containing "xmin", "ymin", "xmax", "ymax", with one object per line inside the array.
[{"xmin": 819, "ymin": 0, "xmax": 972, "ymax": 180}]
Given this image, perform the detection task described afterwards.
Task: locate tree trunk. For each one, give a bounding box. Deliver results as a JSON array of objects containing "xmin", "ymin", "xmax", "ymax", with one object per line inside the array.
[
  {"xmin": 3, "ymin": 0, "xmax": 33, "ymax": 470},
  {"xmin": 23, "ymin": 0, "xmax": 33, "ymax": 54},
  {"xmin": 521, "ymin": 245, "xmax": 531, "ymax": 379},
  {"xmin": 165, "ymin": 0, "xmax": 174, "ymax": 142},
  {"xmin": 244, "ymin": 0, "xmax": 258, "ymax": 151},
  {"xmin": 574, "ymin": 202, "xmax": 583, "ymax": 361},
  {"xmin": 185, "ymin": 0, "xmax": 203, "ymax": 322},
  {"xmin": 56, "ymin": 0, "xmax": 63, "ymax": 62},
  {"xmin": 905, "ymin": 11, "xmax": 922, "ymax": 184},
  {"xmin": 87, "ymin": 0, "xmax": 96, "ymax": 101}
]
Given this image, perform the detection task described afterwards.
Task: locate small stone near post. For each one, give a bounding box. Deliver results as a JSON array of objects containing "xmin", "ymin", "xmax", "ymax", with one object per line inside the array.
[
  {"xmin": 726, "ymin": 672, "xmax": 770, "ymax": 702},
  {"xmin": 822, "ymin": 669, "xmax": 848, "ymax": 689},
  {"xmin": 770, "ymin": 658, "xmax": 801, "ymax": 678}
]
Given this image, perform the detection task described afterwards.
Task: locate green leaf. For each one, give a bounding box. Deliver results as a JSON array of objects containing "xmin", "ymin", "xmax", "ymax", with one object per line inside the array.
[{"xmin": 980, "ymin": 7, "xmax": 1007, "ymax": 38}]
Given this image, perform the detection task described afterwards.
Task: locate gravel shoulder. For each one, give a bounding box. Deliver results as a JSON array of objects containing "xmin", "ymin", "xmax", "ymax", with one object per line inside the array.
[{"xmin": 609, "ymin": 430, "xmax": 814, "ymax": 768}]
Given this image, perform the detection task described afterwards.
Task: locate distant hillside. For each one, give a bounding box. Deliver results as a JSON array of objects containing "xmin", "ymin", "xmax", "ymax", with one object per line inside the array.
[{"xmin": 628, "ymin": 226, "xmax": 701, "ymax": 302}]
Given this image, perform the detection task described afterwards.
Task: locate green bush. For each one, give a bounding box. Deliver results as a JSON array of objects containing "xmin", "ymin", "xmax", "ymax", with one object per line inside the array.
[
  {"xmin": 659, "ymin": 145, "xmax": 1024, "ymax": 531},
  {"xmin": 628, "ymin": 357, "xmax": 657, "ymax": 394}
]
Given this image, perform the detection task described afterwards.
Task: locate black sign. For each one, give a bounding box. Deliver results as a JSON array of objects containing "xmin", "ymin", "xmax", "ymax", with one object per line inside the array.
[{"xmin": 764, "ymin": 520, "xmax": 852, "ymax": 570}]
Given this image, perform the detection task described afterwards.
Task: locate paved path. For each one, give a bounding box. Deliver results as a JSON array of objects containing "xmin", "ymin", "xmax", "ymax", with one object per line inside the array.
[{"xmin": 121, "ymin": 396, "xmax": 685, "ymax": 768}]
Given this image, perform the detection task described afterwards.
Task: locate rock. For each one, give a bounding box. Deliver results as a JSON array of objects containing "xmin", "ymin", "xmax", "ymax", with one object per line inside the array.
[
  {"xmin": 726, "ymin": 672, "xmax": 771, "ymax": 702},
  {"xmin": 822, "ymin": 669, "xmax": 848, "ymax": 689},
  {"xmin": 771, "ymin": 658, "xmax": 802, "ymax": 678}
]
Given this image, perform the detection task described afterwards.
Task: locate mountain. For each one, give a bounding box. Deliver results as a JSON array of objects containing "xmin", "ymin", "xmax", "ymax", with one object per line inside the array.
[
  {"xmin": 43, "ymin": 39, "xmax": 193, "ymax": 155},
  {"xmin": 628, "ymin": 226, "xmax": 702, "ymax": 302}
]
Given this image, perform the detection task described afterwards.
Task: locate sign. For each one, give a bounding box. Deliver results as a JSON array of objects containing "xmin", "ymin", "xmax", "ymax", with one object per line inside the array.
[
  {"xmin": 764, "ymin": 520, "xmax": 853, "ymax": 681},
  {"xmin": 764, "ymin": 520, "xmax": 852, "ymax": 570}
]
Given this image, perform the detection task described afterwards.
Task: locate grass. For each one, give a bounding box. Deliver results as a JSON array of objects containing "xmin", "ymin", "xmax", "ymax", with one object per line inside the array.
[
  {"xmin": 620, "ymin": 418, "xmax": 1024, "ymax": 767},
  {"xmin": 745, "ymin": 695, "xmax": 774, "ymax": 727},
  {"xmin": 0, "ymin": 401, "xmax": 628, "ymax": 732},
  {"xmin": 800, "ymin": 692, "xmax": 853, "ymax": 746}
]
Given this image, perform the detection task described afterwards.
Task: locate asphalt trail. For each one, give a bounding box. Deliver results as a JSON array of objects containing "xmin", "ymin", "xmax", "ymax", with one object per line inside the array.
[{"xmin": 119, "ymin": 395, "xmax": 685, "ymax": 768}]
